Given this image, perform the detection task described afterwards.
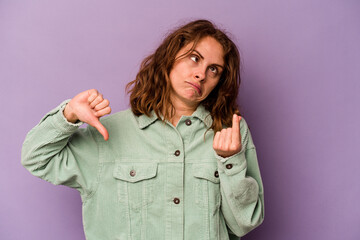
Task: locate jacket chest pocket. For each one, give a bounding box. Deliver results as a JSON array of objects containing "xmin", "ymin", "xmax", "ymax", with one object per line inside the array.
[
  {"xmin": 113, "ymin": 162, "xmax": 158, "ymax": 210},
  {"xmin": 193, "ymin": 163, "xmax": 221, "ymax": 210}
]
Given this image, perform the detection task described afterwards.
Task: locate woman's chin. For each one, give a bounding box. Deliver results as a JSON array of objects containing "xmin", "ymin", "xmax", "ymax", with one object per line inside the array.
[{"xmin": 184, "ymin": 88, "xmax": 201, "ymax": 98}]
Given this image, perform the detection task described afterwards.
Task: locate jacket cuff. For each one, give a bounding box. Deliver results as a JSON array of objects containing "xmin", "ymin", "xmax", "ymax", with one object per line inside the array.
[
  {"xmin": 50, "ymin": 100, "xmax": 84, "ymax": 133},
  {"xmin": 216, "ymin": 150, "xmax": 247, "ymax": 176}
]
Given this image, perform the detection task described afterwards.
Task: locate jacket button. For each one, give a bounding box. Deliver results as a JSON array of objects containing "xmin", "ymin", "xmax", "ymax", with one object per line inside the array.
[
  {"xmin": 214, "ymin": 171, "xmax": 219, "ymax": 178},
  {"xmin": 174, "ymin": 150, "xmax": 180, "ymax": 156},
  {"xmin": 226, "ymin": 164, "xmax": 233, "ymax": 169},
  {"xmin": 185, "ymin": 119, "xmax": 192, "ymax": 126},
  {"xmin": 130, "ymin": 170, "xmax": 136, "ymax": 177},
  {"xmin": 173, "ymin": 198, "xmax": 180, "ymax": 204}
]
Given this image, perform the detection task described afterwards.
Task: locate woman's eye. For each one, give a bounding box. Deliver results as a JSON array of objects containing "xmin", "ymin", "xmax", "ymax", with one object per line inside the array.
[
  {"xmin": 190, "ymin": 55, "xmax": 199, "ymax": 62},
  {"xmin": 209, "ymin": 66, "xmax": 218, "ymax": 74}
]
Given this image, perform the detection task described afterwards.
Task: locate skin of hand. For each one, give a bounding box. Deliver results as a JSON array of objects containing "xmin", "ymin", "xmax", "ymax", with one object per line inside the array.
[
  {"xmin": 213, "ymin": 114, "xmax": 242, "ymax": 158},
  {"xmin": 63, "ymin": 89, "xmax": 112, "ymax": 141}
]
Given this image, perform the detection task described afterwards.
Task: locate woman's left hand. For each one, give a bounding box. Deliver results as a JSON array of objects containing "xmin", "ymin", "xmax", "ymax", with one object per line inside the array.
[{"xmin": 213, "ymin": 114, "xmax": 242, "ymax": 158}]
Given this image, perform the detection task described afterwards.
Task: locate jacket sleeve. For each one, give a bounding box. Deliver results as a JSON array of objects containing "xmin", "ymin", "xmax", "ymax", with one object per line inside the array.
[
  {"xmin": 21, "ymin": 100, "xmax": 101, "ymax": 199},
  {"xmin": 216, "ymin": 117, "xmax": 264, "ymax": 237}
]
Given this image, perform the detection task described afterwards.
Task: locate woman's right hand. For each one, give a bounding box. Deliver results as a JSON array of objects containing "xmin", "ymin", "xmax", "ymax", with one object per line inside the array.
[{"xmin": 63, "ymin": 89, "xmax": 112, "ymax": 140}]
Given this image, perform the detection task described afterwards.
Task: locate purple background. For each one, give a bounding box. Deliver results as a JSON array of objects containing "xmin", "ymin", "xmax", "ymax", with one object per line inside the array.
[{"xmin": 1, "ymin": 0, "xmax": 359, "ymax": 239}]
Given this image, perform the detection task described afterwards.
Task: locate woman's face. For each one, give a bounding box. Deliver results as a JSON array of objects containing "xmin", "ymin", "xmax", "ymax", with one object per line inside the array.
[{"xmin": 169, "ymin": 36, "xmax": 224, "ymax": 109}]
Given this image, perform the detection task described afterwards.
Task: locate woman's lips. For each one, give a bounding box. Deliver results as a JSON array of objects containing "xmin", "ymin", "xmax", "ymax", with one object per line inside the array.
[{"xmin": 186, "ymin": 81, "xmax": 202, "ymax": 95}]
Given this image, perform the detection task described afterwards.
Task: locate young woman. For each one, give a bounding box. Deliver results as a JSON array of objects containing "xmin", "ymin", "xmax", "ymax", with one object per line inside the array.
[{"xmin": 22, "ymin": 19, "xmax": 264, "ymax": 240}]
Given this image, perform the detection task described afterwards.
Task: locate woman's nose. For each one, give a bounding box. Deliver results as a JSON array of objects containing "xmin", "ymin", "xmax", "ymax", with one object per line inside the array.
[{"xmin": 194, "ymin": 68, "xmax": 206, "ymax": 81}]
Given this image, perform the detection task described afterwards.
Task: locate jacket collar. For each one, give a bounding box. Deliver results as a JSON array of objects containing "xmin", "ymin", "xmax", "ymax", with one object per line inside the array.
[
  {"xmin": 191, "ymin": 104, "xmax": 213, "ymax": 128},
  {"xmin": 137, "ymin": 112, "xmax": 159, "ymax": 129},
  {"xmin": 137, "ymin": 104, "xmax": 213, "ymax": 129}
]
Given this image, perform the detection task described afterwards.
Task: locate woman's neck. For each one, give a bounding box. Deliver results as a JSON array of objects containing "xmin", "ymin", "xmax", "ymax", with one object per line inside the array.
[{"xmin": 169, "ymin": 101, "xmax": 197, "ymax": 127}]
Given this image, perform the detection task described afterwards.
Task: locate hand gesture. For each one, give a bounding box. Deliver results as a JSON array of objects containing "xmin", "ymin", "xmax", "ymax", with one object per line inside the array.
[
  {"xmin": 213, "ymin": 114, "xmax": 242, "ymax": 158},
  {"xmin": 63, "ymin": 89, "xmax": 111, "ymax": 140}
]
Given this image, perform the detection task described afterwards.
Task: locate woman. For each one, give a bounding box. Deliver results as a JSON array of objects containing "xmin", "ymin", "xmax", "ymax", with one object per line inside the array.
[{"xmin": 22, "ymin": 19, "xmax": 264, "ymax": 240}]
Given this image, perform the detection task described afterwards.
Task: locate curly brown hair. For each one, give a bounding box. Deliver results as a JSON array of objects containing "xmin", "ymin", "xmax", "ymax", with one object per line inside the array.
[{"xmin": 126, "ymin": 19, "xmax": 241, "ymax": 132}]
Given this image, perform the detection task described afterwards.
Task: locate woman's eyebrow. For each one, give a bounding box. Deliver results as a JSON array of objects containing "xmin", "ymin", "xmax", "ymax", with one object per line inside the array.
[
  {"xmin": 193, "ymin": 50, "xmax": 204, "ymax": 59},
  {"xmin": 193, "ymin": 49, "xmax": 224, "ymax": 69}
]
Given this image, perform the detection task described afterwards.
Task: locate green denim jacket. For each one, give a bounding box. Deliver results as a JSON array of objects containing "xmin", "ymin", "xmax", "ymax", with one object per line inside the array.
[{"xmin": 21, "ymin": 100, "xmax": 264, "ymax": 240}]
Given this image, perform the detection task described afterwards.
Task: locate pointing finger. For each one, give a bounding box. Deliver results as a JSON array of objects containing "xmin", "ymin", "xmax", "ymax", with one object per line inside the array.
[{"xmin": 231, "ymin": 114, "xmax": 240, "ymax": 144}]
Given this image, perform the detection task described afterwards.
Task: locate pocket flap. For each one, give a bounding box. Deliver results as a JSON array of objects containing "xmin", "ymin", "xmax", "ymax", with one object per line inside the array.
[
  {"xmin": 113, "ymin": 162, "xmax": 158, "ymax": 183},
  {"xmin": 192, "ymin": 164, "xmax": 220, "ymax": 184}
]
